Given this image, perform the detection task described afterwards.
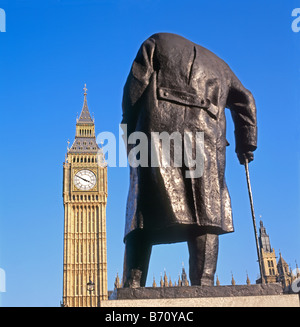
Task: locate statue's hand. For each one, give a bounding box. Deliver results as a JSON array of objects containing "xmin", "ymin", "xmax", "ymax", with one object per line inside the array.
[{"xmin": 237, "ymin": 151, "xmax": 254, "ymax": 165}]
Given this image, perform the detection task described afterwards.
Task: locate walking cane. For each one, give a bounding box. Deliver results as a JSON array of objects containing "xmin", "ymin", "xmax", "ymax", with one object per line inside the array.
[{"xmin": 244, "ymin": 157, "xmax": 265, "ymax": 284}]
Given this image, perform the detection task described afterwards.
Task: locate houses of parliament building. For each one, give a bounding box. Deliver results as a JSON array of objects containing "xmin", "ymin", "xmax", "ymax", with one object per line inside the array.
[{"xmin": 255, "ymin": 220, "xmax": 299, "ymax": 290}]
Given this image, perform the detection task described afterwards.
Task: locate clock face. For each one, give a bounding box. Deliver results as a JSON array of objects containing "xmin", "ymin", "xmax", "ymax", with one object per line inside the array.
[{"xmin": 74, "ymin": 169, "xmax": 96, "ymax": 191}]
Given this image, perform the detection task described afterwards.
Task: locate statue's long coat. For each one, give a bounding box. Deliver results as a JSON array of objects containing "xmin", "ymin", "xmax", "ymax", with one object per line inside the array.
[{"xmin": 122, "ymin": 33, "xmax": 257, "ymax": 245}]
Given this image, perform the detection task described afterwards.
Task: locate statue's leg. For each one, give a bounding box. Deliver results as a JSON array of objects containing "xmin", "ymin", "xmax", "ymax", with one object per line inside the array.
[
  {"xmin": 187, "ymin": 233, "xmax": 219, "ymax": 286},
  {"xmin": 122, "ymin": 232, "xmax": 152, "ymax": 288}
]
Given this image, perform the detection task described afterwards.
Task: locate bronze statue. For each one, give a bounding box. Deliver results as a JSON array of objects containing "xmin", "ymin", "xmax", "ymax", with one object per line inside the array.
[{"xmin": 121, "ymin": 33, "xmax": 257, "ymax": 287}]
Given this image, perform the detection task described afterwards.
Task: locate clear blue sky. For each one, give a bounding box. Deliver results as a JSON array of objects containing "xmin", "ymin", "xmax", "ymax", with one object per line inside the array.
[{"xmin": 0, "ymin": 0, "xmax": 299, "ymax": 307}]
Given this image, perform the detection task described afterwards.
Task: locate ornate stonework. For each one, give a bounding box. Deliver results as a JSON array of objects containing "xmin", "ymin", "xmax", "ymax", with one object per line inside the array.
[{"xmin": 62, "ymin": 85, "xmax": 108, "ymax": 307}]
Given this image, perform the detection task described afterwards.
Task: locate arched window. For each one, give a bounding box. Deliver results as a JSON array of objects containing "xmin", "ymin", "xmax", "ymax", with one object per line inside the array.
[
  {"xmin": 76, "ymin": 211, "xmax": 79, "ymax": 233},
  {"xmin": 75, "ymin": 272, "xmax": 78, "ymax": 295},
  {"xmin": 88, "ymin": 242, "xmax": 91, "ymax": 262},
  {"xmin": 92, "ymin": 210, "xmax": 94, "ymax": 232},
  {"xmin": 90, "ymin": 242, "xmax": 94, "ymax": 262},
  {"xmin": 92, "ymin": 241, "xmax": 95, "ymax": 262},
  {"xmin": 76, "ymin": 243, "xmax": 79, "ymax": 264}
]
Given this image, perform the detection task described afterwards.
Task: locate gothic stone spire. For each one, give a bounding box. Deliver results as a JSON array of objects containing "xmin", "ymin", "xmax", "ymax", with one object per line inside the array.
[{"xmin": 77, "ymin": 84, "xmax": 94, "ymax": 124}]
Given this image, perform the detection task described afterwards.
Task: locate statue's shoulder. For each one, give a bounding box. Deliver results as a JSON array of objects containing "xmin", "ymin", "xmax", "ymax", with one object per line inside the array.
[
  {"xmin": 148, "ymin": 32, "xmax": 193, "ymax": 46},
  {"xmin": 147, "ymin": 33, "xmax": 231, "ymax": 72}
]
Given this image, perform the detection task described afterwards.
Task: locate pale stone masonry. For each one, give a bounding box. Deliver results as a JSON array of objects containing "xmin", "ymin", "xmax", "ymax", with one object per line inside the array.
[
  {"xmin": 62, "ymin": 85, "xmax": 108, "ymax": 307},
  {"xmin": 101, "ymin": 294, "xmax": 300, "ymax": 307},
  {"xmin": 107, "ymin": 284, "xmax": 300, "ymax": 307}
]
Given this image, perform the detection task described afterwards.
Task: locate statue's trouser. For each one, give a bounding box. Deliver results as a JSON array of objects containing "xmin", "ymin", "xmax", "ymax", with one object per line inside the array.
[
  {"xmin": 187, "ymin": 233, "xmax": 219, "ymax": 286},
  {"xmin": 123, "ymin": 232, "xmax": 219, "ymax": 287},
  {"xmin": 123, "ymin": 232, "xmax": 152, "ymax": 288}
]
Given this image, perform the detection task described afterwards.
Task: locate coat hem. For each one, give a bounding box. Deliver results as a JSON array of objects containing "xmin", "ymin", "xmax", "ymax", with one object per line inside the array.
[{"xmin": 124, "ymin": 223, "xmax": 234, "ymax": 245}]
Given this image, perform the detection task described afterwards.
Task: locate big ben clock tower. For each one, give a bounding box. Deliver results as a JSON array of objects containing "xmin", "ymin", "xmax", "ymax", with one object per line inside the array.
[{"xmin": 62, "ymin": 85, "xmax": 108, "ymax": 307}]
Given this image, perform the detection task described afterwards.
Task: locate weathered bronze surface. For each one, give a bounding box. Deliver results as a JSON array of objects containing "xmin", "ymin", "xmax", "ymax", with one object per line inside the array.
[{"xmin": 121, "ymin": 33, "xmax": 257, "ymax": 287}]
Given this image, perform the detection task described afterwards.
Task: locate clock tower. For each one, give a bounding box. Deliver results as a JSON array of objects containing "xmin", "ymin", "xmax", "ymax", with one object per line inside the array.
[{"xmin": 62, "ymin": 85, "xmax": 108, "ymax": 307}]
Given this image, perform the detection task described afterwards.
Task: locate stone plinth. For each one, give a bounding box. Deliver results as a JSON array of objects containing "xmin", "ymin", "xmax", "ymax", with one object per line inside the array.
[
  {"xmin": 110, "ymin": 283, "xmax": 283, "ymax": 300},
  {"xmin": 101, "ymin": 294, "xmax": 299, "ymax": 307},
  {"xmin": 100, "ymin": 284, "xmax": 300, "ymax": 307}
]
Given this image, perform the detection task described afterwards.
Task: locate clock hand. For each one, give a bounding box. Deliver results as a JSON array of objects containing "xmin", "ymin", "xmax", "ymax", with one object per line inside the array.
[{"xmin": 76, "ymin": 175, "xmax": 92, "ymax": 183}]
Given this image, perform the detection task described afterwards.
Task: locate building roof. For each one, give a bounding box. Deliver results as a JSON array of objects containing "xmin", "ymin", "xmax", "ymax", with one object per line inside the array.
[
  {"xmin": 277, "ymin": 252, "xmax": 289, "ymax": 267},
  {"xmin": 68, "ymin": 84, "xmax": 100, "ymax": 155},
  {"xmin": 68, "ymin": 137, "xmax": 99, "ymax": 154},
  {"xmin": 77, "ymin": 98, "xmax": 93, "ymax": 124},
  {"xmin": 77, "ymin": 84, "xmax": 94, "ymax": 124}
]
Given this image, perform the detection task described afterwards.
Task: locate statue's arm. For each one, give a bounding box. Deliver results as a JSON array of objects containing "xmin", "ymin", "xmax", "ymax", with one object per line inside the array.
[
  {"xmin": 226, "ymin": 73, "xmax": 257, "ymax": 164},
  {"xmin": 121, "ymin": 38, "xmax": 156, "ymax": 136}
]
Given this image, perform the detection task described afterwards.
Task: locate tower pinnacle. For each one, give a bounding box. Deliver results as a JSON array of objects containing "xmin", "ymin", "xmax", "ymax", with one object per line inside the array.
[
  {"xmin": 69, "ymin": 86, "xmax": 99, "ymax": 153},
  {"xmin": 83, "ymin": 83, "xmax": 88, "ymax": 96},
  {"xmin": 78, "ymin": 83, "xmax": 93, "ymax": 124}
]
